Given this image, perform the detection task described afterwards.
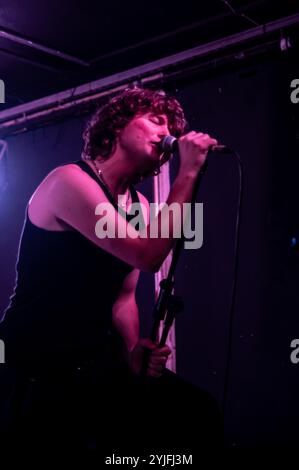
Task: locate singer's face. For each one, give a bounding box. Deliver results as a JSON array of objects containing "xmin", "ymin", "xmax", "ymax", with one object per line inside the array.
[{"xmin": 117, "ymin": 112, "xmax": 170, "ymax": 173}]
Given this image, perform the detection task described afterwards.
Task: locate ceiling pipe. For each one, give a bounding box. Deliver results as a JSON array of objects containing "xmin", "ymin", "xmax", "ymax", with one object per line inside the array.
[
  {"xmin": 0, "ymin": 12, "xmax": 298, "ymax": 136},
  {"xmin": 0, "ymin": 28, "xmax": 89, "ymax": 66}
]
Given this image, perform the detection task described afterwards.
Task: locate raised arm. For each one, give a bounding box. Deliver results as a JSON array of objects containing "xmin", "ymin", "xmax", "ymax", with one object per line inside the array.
[{"xmin": 48, "ymin": 132, "xmax": 217, "ymax": 272}]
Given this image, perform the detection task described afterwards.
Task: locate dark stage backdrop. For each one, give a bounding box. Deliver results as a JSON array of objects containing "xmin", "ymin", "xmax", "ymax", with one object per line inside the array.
[{"xmin": 0, "ymin": 52, "xmax": 298, "ymax": 448}]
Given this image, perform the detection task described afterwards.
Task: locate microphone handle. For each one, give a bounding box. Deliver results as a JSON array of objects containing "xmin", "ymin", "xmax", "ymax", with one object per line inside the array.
[
  {"xmin": 162, "ymin": 138, "xmax": 232, "ymax": 154},
  {"xmin": 210, "ymin": 144, "xmax": 232, "ymax": 154}
]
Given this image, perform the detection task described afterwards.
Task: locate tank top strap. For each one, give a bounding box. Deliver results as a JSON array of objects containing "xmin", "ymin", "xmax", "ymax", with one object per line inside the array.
[{"xmin": 73, "ymin": 160, "xmax": 145, "ymax": 229}]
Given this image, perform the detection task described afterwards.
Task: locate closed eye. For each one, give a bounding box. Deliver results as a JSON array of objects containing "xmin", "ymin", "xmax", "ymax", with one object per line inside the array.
[
  {"xmin": 150, "ymin": 116, "xmax": 160, "ymax": 124},
  {"xmin": 150, "ymin": 115, "xmax": 166, "ymax": 125}
]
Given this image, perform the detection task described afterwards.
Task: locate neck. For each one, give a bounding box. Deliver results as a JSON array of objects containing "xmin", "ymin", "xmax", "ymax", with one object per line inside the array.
[{"xmin": 87, "ymin": 156, "xmax": 136, "ymax": 198}]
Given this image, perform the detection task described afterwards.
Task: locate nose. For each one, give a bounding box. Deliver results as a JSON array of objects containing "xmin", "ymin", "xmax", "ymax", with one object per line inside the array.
[{"xmin": 158, "ymin": 126, "xmax": 170, "ymax": 139}]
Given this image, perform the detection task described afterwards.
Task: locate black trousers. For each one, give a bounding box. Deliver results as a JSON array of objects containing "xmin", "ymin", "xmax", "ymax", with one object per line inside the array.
[{"xmin": 0, "ymin": 359, "xmax": 223, "ymax": 454}]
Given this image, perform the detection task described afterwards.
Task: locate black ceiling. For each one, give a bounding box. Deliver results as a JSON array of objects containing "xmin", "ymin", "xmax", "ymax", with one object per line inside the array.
[{"xmin": 0, "ymin": 0, "xmax": 298, "ymax": 109}]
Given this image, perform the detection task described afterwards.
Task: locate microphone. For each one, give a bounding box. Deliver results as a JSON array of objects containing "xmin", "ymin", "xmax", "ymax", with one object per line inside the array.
[{"xmin": 159, "ymin": 135, "xmax": 232, "ymax": 154}]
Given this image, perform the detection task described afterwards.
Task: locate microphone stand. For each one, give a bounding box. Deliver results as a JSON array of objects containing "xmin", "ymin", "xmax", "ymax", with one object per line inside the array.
[{"xmin": 141, "ymin": 160, "xmax": 208, "ymax": 375}]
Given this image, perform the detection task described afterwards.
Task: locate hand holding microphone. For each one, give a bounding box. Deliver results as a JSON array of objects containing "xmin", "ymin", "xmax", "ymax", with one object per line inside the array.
[{"xmin": 159, "ymin": 131, "xmax": 231, "ymax": 175}]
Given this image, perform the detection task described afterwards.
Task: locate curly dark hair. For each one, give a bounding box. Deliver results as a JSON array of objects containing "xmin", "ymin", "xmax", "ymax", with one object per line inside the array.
[{"xmin": 82, "ymin": 87, "xmax": 186, "ymax": 160}]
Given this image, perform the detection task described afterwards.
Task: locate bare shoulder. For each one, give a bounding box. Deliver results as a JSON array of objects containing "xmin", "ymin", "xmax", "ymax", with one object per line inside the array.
[
  {"xmin": 48, "ymin": 162, "xmax": 103, "ymax": 196},
  {"xmin": 30, "ymin": 162, "xmax": 97, "ymax": 205},
  {"xmin": 28, "ymin": 163, "xmax": 89, "ymax": 230},
  {"xmin": 49, "ymin": 162, "xmax": 90, "ymax": 182},
  {"xmin": 31, "ymin": 163, "xmax": 89, "ymax": 195}
]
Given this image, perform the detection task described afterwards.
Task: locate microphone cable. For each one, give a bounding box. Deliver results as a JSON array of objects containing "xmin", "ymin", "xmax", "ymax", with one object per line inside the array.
[{"xmin": 221, "ymin": 150, "xmax": 243, "ymax": 420}]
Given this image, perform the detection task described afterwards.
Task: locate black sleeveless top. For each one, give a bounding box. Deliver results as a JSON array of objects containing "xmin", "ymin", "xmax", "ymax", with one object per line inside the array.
[{"xmin": 0, "ymin": 160, "xmax": 145, "ymax": 365}]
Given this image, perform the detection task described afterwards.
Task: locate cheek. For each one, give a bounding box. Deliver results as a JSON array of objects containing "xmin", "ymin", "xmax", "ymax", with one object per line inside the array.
[
  {"xmin": 120, "ymin": 120, "xmax": 151, "ymax": 148},
  {"xmin": 132, "ymin": 123, "xmax": 148, "ymax": 144}
]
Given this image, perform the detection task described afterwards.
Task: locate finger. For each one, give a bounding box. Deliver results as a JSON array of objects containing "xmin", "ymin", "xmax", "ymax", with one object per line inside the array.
[
  {"xmin": 147, "ymin": 366, "xmax": 162, "ymax": 378},
  {"xmin": 148, "ymin": 365, "xmax": 165, "ymax": 377},
  {"xmin": 140, "ymin": 338, "xmax": 158, "ymax": 350},
  {"xmin": 187, "ymin": 131, "xmax": 203, "ymax": 140},
  {"xmin": 149, "ymin": 353, "xmax": 169, "ymax": 362},
  {"xmin": 203, "ymin": 134, "xmax": 218, "ymax": 146},
  {"xmin": 149, "ymin": 358, "xmax": 168, "ymax": 368},
  {"xmin": 148, "ymin": 361, "xmax": 165, "ymax": 370},
  {"xmin": 180, "ymin": 130, "xmax": 197, "ymax": 141},
  {"xmin": 193, "ymin": 134, "xmax": 218, "ymax": 149},
  {"xmin": 151, "ymin": 346, "xmax": 171, "ymax": 356},
  {"xmin": 193, "ymin": 132, "xmax": 210, "ymax": 141},
  {"xmin": 200, "ymin": 133, "xmax": 218, "ymax": 145}
]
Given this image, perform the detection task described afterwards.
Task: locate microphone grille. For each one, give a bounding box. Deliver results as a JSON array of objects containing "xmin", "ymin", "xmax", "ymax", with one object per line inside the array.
[{"xmin": 160, "ymin": 135, "xmax": 177, "ymax": 152}]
